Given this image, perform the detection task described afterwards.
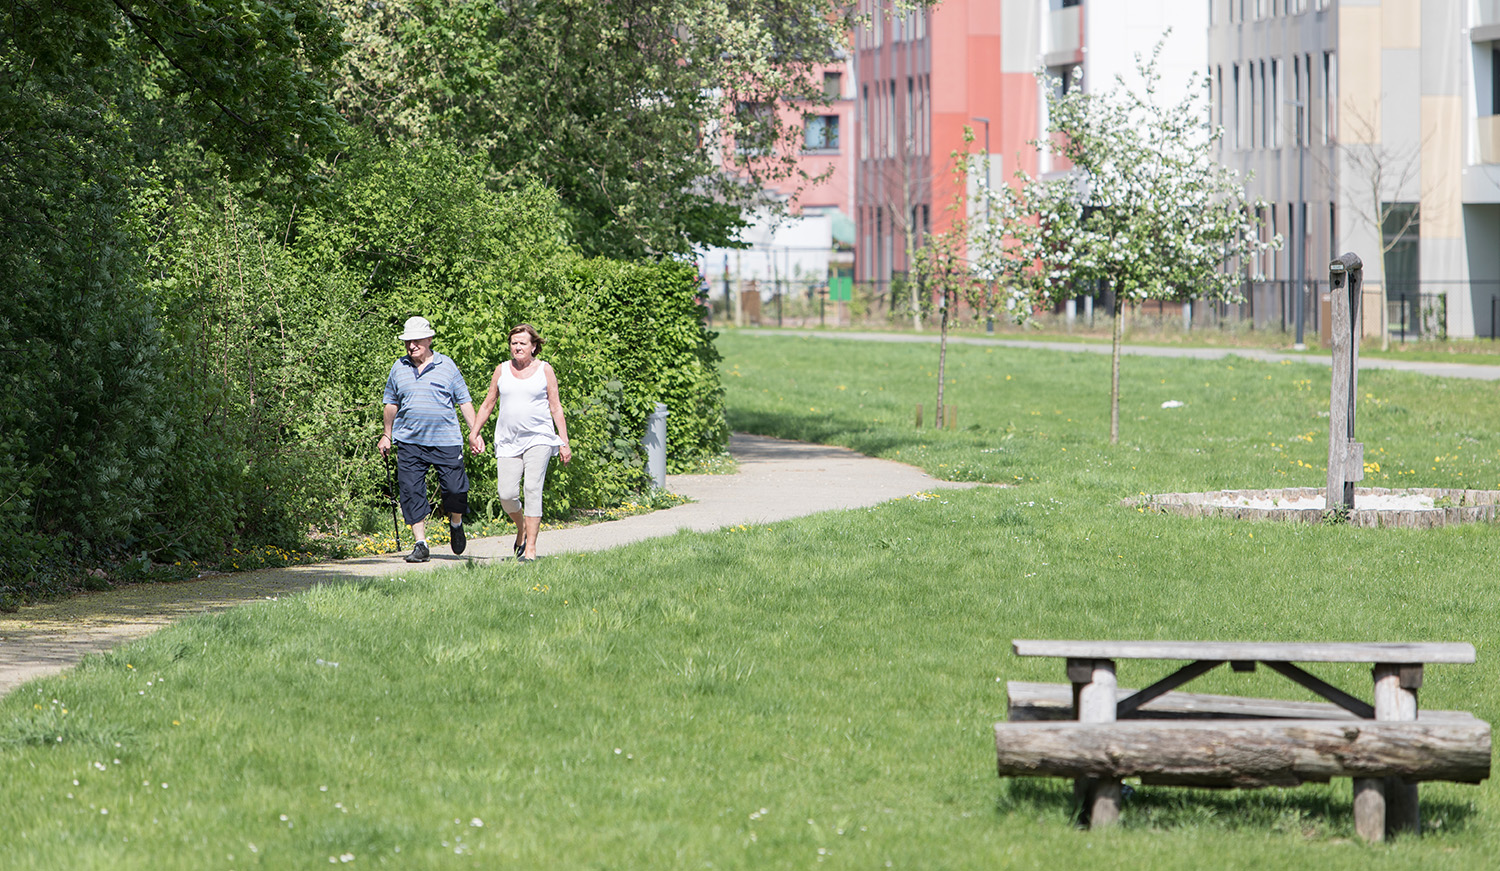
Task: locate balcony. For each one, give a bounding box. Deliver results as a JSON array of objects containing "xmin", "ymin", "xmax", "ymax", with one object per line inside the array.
[
  {"xmin": 1045, "ymin": 5, "xmax": 1083, "ymax": 68},
  {"xmin": 1474, "ymin": 1, "xmax": 1500, "ymax": 41}
]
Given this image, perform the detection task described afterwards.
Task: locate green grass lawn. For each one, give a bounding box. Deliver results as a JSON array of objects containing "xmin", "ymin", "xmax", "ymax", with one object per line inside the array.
[{"xmin": 3, "ymin": 332, "xmax": 1499, "ymax": 869}]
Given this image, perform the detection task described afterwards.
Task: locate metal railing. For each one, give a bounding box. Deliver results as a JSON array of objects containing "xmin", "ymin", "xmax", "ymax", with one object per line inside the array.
[{"xmin": 708, "ymin": 277, "xmax": 1500, "ymax": 339}]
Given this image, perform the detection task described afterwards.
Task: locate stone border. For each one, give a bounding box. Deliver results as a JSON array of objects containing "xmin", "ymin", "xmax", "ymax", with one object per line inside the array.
[{"xmin": 1125, "ymin": 488, "xmax": 1500, "ymax": 528}]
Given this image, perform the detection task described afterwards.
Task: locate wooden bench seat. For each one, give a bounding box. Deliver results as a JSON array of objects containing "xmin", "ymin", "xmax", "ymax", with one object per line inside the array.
[
  {"xmin": 994, "ymin": 719, "xmax": 1492, "ymax": 789},
  {"xmin": 1004, "ymin": 639, "xmax": 1488, "ymax": 839},
  {"xmin": 1007, "ymin": 680, "xmax": 1480, "ymax": 724}
]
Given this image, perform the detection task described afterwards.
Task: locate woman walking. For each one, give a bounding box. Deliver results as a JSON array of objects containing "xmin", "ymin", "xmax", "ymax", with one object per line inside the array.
[{"xmin": 470, "ymin": 324, "xmax": 571, "ymax": 562}]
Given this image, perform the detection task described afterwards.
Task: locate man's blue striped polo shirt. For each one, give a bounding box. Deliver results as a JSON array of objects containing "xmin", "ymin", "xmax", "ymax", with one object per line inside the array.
[{"xmin": 383, "ymin": 351, "xmax": 472, "ymax": 447}]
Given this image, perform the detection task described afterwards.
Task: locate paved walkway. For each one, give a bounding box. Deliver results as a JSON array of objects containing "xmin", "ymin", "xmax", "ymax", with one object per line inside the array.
[
  {"xmin": 748, "ymin": 329, "xmax": 1500, "ymax": 381},
  {"xmin": 0, "ymin": 434, "xmax": 977, "ymax": 696}
]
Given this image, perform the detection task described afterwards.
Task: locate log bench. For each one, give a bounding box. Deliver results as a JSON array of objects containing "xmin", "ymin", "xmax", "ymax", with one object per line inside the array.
[
  {"xmin": 997, "ymin": 640, "xmax": 1491, "ymax": 840},
  {"xmin": 1006, "ymin": 680, "xmax": 1481, "ymax": 724}
]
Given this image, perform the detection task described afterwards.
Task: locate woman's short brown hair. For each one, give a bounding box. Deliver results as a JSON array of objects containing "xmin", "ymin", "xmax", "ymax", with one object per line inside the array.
[{"xmin": 509, "ymin": 323, "xmax": 544, "ymax": 355}]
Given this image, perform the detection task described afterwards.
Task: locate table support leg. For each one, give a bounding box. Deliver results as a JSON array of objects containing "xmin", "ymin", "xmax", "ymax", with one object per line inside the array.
[
  {"xmin": 1352, "ymin": 778, "xmax": 1385, "ymax": 842},
  {"xmin": 1373, "ymin": 663, "xmax": 1421, "ymax": 838},
  {"xmin": 1070, "ymin": 658, "xmax": 1120, "ymax": 828}
]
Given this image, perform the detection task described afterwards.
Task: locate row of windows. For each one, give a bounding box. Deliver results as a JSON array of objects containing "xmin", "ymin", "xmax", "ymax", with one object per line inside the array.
[
  {"xmin": 1244, "ymin": 201, "xmax": 1338, "ymax": 280},
  {"xmin": 855, "ymin": 0, "xmax": 927, "ymax": 51},
  {"xmin": 859, "ymin": 204, "xmax": 931, "ymax": 281},
  {"xmin": 1210, "ymin": 0, "xmax": 1329, "ymax": 26},
  {"xmin": 1212, "ymin": 52, "xmax": 1336, "ymax": 150},
  {"xmin": 805, "ymin": 71, "xmax": 846, "ymax": 153},
  {"xmin": 860, "ymin": 76, "xmax": 931, "ymax": 160}
]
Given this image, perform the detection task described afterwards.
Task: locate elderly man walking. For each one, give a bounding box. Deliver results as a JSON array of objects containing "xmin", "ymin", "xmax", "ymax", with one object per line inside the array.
[{"xmin": 377, "ymin": 316, "xmax": 480, "ymax": 562}]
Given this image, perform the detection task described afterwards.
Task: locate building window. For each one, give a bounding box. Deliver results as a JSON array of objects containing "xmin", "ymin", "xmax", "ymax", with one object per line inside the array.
[
  {"xmin": 735, "ymin": 101, "xmax": 775, "ymax": 154},
  {"xmin": 1248, "ymin": 63, "xmax": 1258, "ymax": 148},
  {"xmin": 860, "ymin": 86, "xmax": 869, "ymax": 158},
  {"xmin": 1382, "ymin": 202, "xmax": 1420, "ymax": 308},
  {"xmin": 1492, "ymin": 47, "xmax": 1500, "ymax": 115},
  {"xmin": 805, "ymin": 115, "xmax": 840, "ymax": 152},
  {"xmin": 1214, "ymin": 66, "xmax": 1223, "ymax": 129},
  {"xmin": 824, "ymin": 72, "xmax": 843, "ymax": 100},
  {"xmin": 1271, "ymin": 59, "xmax": 1281, "ymax": 148},
  {"xmin": 886, "ymin": 78, "xmax": 897, "ymax": 156},
  {"xmin": 1232, "ymin": 63, "xmax": 1242, "ymax": 148},
  {"xmin": 1291, "ymin": 56, "xmax": 1302, "ymax": 145},
  {"xmin": 900, "ymin": 77, "xmax": 912, "ymax": 151},
  {"xmin": 1322, "ymin": 51, "xmax": 1336, "ymax": 143},
  {"xmin": 1259, "ymin": 60, "xmax": 1268, "ymax": 148}
]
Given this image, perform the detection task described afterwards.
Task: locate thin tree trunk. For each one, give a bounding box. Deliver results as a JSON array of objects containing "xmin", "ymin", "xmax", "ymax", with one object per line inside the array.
[
  {"xmin": 909, "ymin": 235, "xmax": 922, "ymax": 332},
  {"xmin": 1110, "ymin": 296, "xmax": 1124, "ymax": 445},
  {"xmin": 1379, "ymin": 253, "xmax": 1391, "ymax": 351},
  {"xmin": 936, "ymin": 289, "xmax": 948, "ymax": 427}
]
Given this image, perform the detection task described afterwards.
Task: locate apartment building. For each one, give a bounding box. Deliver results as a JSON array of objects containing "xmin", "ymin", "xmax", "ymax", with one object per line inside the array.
[
  {"xmin": 851, "ymin": 1, "xmax": 1208, "ymax": 299},
  {"xmin": 697, "ymin": 60, "xmax": 857, "ymax": 322},
  {"xmin": 852, "ymin": 0, "xmax": 1042, "ymax": 290},
  {"xmin": 1210, "ymin": 0, "xmax": 1500, "ymax": 339}
]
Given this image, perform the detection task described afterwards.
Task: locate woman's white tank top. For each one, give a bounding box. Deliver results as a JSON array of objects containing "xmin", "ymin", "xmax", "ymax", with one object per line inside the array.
[{"xmin": 493, "ymin": 362, "xmax": 564, "ymax": 458}]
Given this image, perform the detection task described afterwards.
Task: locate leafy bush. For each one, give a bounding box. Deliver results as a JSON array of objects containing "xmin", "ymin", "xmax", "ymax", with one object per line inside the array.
[
  {"xmin": 453, "ymin": 256, "xmax": 727, "ymax": 516},
  {"xmin": 146, "ymin": 140, "xmax": 726, "ymax": 543}
]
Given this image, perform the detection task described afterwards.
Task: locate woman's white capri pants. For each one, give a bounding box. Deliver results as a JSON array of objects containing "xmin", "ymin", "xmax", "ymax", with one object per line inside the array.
[{"xmin": 496, "ymin": 445, "xmax": 553, "ymax": 518}]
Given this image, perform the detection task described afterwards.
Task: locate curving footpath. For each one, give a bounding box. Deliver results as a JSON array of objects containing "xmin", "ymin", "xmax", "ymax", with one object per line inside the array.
[{"xmin": 0, "ymin": 434, "xmax": 977, "ymax": 697}]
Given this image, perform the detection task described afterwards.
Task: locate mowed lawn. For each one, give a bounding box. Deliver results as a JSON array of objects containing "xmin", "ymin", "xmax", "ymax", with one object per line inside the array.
[{"xmin": 3, "ymin": 331, "xmax": 1499, "ymax": 869}]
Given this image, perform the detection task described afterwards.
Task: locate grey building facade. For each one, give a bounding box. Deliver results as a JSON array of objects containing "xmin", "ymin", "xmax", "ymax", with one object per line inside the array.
[{"xmin": 1209, "ymin": 0, "xmax": 1500, "ymax": 340}]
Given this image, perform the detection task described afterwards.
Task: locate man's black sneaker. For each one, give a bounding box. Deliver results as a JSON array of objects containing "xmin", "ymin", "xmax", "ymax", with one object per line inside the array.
[
  {"xmin": 404, "ymin": 541, "xmax": 430, "ymax": 563},
  {"xmin": 450, "ymin": 524, "xmax": 466, "ymax": 555}
]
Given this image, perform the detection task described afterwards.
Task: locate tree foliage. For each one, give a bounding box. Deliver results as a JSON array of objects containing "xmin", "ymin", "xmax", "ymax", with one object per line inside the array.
[
  {"xmin": 978, "ymin": 46, "xmax": 1277, "ymax": 443},
  {"xmin": 325, "ymin": 0, "xmax": 863, "ymax": 259},
  {"xmin": 0, "ymin": 0, "xmax": 348, "ymax": 597},
  {"xmin": 144, "ymin": 142, "xmax": 724, "ymax": 547}
]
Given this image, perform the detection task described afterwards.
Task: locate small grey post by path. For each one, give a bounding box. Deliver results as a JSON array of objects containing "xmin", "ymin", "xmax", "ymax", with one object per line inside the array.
[
  {"xmin": 1326, "ymin": 253, "xmax": 1365, "ymax": 512},
  {"xmin": 643, "ymin": 402, "xmax": 669, "ymax": 489}
]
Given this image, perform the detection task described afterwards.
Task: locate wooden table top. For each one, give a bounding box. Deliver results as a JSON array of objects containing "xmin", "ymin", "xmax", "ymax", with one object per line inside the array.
[{"xmin": 1012, "ymin": 640, "xmax": 1476, "ymax": 665}]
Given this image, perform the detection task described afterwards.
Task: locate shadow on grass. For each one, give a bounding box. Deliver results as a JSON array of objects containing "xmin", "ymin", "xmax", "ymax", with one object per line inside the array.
[{"xmin": 996, "ymin": 779, "xmax": 1478, "ymax": 836}]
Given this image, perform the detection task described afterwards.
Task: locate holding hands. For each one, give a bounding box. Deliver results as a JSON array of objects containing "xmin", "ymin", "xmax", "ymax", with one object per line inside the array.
[{"xmin": 468, "ymin": 432, "xmax": 485, "ymax": 455}]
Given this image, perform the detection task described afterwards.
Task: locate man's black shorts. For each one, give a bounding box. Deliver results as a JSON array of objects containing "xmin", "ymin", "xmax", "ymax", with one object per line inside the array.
[{"xmin": 395, "ymin": 443, "xmax": 469, "ymax": 524}]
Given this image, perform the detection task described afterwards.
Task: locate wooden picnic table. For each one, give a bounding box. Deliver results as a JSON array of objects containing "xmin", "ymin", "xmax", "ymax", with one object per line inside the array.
[
  {"xmin": 1012, "ymin": 639, "xmax": 1475, "ymax": 721},
  {"xmin": 1005, "ymin": 639, "xmax": 1482, "ymax": 840}
]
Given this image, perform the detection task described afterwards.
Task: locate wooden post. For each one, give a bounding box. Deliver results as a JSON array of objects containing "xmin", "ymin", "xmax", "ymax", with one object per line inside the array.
[
  {"xmin": 915, "ymin": 404, "xmax": 923, "ymax": 428},
  {"xmin": 1069, "ymin": 658, "xmax": 1121, "ymax": 827},
  {"xmin": 1352, "ymin": 778, "xmax": 1386, "ymax": 842},
  {"xmin": 1326, "ymin": 253, "xmax": 1364, "ymax": 513},
  {"xmin": 946, "ymin": 405, "xmax": 957, "ymax": 430},
  {"xmin": 1375, "ymin": 663, "xmax": 1422, "ymax": 837}
]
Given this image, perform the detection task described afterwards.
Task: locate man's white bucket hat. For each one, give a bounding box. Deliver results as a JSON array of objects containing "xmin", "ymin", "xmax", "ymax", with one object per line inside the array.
[{"xmin": 398, "ymin": 316, "xmax": 436, "ymax": 341}]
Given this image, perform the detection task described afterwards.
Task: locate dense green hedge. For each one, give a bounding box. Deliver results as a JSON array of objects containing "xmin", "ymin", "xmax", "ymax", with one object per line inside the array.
[
  {"xmin": 2, "ymin": 140, "xmax": 725, "ymax": 604},
  {"xmin": 159, "ymin": 142, "xmax": 724, "ymax": 529},
  {"xmin": 454, "ymin": 256, "xmax": 727, "ymax": 517}
]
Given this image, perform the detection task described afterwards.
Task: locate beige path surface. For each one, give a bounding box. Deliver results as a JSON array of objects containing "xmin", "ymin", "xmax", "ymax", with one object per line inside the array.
[{"xmin": 0, "ymin": 433, "xmax": 977, "ymax": 696}]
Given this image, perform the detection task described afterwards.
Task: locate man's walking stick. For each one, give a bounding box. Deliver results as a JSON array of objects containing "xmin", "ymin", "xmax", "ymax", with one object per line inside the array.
[{"xmin": 384, "ymin": 445, "xmax": 401, "ymax": 550}]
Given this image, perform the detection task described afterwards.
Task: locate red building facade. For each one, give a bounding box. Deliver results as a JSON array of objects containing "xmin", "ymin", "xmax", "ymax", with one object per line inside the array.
[{"xmin": 853, "ymin": 0, "xmax": 1042, "ymax": 290}]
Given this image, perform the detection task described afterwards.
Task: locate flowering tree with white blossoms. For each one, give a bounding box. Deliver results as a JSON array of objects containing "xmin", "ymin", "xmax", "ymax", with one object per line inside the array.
[{"xmin": 978, "ymin": 45, "xmax": 1278, "ymax": 443}]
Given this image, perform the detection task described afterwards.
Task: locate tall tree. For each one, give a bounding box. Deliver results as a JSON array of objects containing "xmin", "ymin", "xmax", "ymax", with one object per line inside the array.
[
  {"xmin": 326, "ymin": 0, "xmax": 925, "ymax": 260},
  {"xmin": 0, "ymin": 0, "xmax": 347, "ymax": 567},
  {"xmin": 979, "ymin": 46, "xmax": 1276, "ymax": 444}
]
